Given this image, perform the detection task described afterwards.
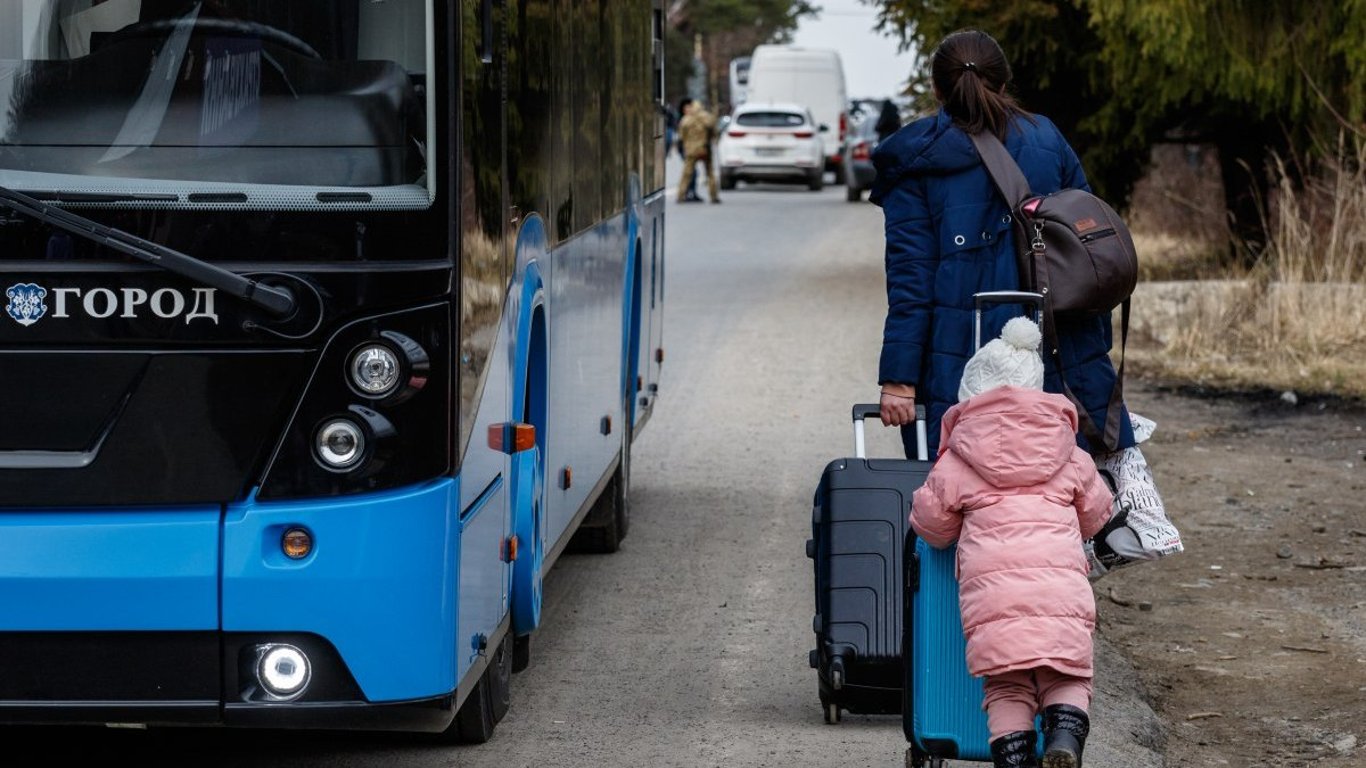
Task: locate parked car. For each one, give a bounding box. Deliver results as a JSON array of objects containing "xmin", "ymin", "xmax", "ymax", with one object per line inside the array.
[
  {"xmin": 718, "ymin": 103, "xmax": 826, "ymax": 191},
  {"xmin": 745, "ymin": 46, "xmax": 848, "ymax": 183},
  {"xmin": 842, "ymin": 112, "xmax": 880, "ymax": 202},
  {"xmin": 848, "ymin": 97, "xmax": 885, "ymax": 124}
]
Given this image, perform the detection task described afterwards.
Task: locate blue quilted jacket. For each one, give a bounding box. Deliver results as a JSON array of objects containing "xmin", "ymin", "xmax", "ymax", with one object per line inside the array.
[{"xmin": 870, "ymin": 109, "xmax": 1135, "ymax": 457}]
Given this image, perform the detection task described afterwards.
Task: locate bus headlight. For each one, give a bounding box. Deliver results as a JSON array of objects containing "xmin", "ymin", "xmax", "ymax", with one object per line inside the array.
[
  {"xmin": 315, "ymin": 419, "xmax": 365, "ymax": 470},
  {"xmin": 255, "ymin": 644, "xmax": 311, "ymax": 699},
  {"xmin": 348, "ymin": 343, "xmax": 401, "ymax": 397},
  {"xmin": 257, "ymin": 306, "xmax": 448, "ymax": 501}
]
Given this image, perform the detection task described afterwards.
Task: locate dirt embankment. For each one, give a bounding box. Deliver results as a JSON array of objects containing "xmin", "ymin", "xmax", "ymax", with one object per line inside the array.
[{"xmin": 1098, "ymin": 381, "xmax": 1365, "ymax": 767}]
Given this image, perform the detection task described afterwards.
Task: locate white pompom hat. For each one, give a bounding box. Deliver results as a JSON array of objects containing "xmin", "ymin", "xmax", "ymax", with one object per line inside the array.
[{"xmin": 958, "ymin": 316, "xmax": 1045, "ymax": 402}]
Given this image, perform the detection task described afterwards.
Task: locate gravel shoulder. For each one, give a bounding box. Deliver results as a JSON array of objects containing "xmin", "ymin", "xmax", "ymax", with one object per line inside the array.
[{"xmin": 1097, "ymin": 383, "xmax": 1365, "ymax": 767}]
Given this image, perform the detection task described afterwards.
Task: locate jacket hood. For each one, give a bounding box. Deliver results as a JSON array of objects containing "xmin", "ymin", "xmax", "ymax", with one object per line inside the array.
[
  {"xmin": 941, "ymin": 386, "xmax": 1079, "ymax": 488},
  {"xmin": 870, "ymin": 109, "xmax": 983, "ymax": 203}
]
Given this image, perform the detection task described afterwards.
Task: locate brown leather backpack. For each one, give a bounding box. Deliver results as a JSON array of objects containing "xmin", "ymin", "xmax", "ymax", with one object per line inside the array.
[
  {"xmin": 968, "ymin": 131, "xmax": 1137, "ymax": 315},
  {"xmin": 968, "ymin": 131, "xmax": 1137, "ymax": 452}
]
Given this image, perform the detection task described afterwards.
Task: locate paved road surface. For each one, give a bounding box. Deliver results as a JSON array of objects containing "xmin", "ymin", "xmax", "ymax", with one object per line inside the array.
[{"xmin": 7, "ymin": 177, "xmax": 1163, "ymax": 767}]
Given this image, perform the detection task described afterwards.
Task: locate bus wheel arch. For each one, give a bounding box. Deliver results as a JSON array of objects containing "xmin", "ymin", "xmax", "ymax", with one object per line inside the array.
[
  {"xmin": 511, "ymin": 295, "xmax": 549, "ymax": 660},
  {"xmin": 509, "ymin": 438, "xmax": 544, "ymax": 638}
]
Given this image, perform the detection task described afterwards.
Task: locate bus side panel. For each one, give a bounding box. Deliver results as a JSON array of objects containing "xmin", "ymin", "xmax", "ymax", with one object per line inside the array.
[
  {"xmin": 455, "ymin": 479, "xmax": 510, "ymax": 681},
  {"xmin": 222, "ymin": 480, "xmax": 459, "ymax": 702},
  {"xmin": 542, "ymin": 221, "xmax": 628, "ymax": 546},
  {"xmin": 637, "ymin": 193, "xmax": 665, "ymax": 433},
  {"xmin": 505, "ymin": 0, "xmax": 661, "ymax": 547}
]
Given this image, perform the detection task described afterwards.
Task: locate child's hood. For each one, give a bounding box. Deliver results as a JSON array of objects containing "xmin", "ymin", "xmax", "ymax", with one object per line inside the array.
[{"xmin": 941, "ymin": 386, "xmax": 1079, "ymax": 488}]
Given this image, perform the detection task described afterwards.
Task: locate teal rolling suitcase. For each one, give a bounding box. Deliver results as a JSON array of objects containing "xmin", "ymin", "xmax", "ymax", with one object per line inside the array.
[{"xmin": 902, "ymin": 292, "xmax": 1048, "ymax": 766}]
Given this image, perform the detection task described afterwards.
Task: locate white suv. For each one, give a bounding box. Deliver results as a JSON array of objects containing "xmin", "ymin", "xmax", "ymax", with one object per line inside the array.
[{"xmin": 718, "ymin": 103, "xmax": 827, "ymax": 192}]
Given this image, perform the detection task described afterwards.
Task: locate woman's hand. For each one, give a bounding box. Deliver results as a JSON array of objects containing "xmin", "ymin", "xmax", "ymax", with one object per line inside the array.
[{"xmin": 880, "ymin": 384, "xmax": 916, "ymax": 427}]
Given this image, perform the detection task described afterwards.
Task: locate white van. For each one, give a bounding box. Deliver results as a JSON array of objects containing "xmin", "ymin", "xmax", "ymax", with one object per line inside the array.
[{"xmin": 744, "ymin": 46, "xmax": 849, "ymax": 182}]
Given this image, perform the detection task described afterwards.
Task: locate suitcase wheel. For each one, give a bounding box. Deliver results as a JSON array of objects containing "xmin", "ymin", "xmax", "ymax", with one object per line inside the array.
[
  {"xmin": 829, "ymin": 656, "xmax": 845, "ymax": 691},
  {"xmin": 823, "ymin": 701, "xmax": 841, "ymax": 725},
  {"xmin": 903, "ymin": 748, "xmax": 943, "ymax": 768},
  {"xmin": 804, "ymin": 538, "xmax": 816, "ymax": 559}
]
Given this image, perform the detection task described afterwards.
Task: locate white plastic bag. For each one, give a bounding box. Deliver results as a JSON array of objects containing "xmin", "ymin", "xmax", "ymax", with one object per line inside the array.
[{"xmin": 1085, "ymin": 413, "xmax": 1183, "ymax": 580}]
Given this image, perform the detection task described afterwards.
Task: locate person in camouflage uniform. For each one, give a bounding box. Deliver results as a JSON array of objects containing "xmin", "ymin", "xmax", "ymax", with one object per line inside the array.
[{"xmin": 677, "ymin": 99, "xmax": 720, "ymax": 204}]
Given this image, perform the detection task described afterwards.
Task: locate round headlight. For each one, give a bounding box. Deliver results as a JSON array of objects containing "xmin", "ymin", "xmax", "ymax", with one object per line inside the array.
[
  {"xmin": 349, "ymin": 344, "xmax": 401, "ymax": 397},
  {"xmin": 257, "ymin": 644, "xmax": 311, "ymax": 698},
  {"xmin": 316, "ymin": 419, "xmax": 365, "ymax": 470}
]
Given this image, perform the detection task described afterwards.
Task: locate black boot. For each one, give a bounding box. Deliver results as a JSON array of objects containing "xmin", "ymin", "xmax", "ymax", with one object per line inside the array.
[
  {"xmin": 1042, "ymin": 705, "xmax": 1090, "ymax": 768},
  {"xmin": 990, "ymin": 730, "xmax": 1039, "ymax": 768}
]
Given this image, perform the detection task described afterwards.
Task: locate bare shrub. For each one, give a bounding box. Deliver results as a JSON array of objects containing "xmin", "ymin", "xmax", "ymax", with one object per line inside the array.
[
  {"xmin": 1135, "ymin": 135, "xmax": 1366, "ymax": 397},
  {"xmin": 1128, "ymin": 144, "xmax": 1228, "ymax": 280}
]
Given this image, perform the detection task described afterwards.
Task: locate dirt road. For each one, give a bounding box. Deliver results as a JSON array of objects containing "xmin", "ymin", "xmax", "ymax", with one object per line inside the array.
[{"xmin": 1100, "ymin": 382, "xmax": 1365, "ymax": 767}]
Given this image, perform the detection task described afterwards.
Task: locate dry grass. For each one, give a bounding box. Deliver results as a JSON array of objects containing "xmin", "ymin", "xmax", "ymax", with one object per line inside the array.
[
  {"xmin": 1128, "ymin": 144, "xmax": 1230, "ymax": 281},
  {"xmin": 1131, "ymin": 137, "xmax": 1366, "ymax": 399}
]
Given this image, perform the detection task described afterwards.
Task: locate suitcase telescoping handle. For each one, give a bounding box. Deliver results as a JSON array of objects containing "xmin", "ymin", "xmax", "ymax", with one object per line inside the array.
[
  {"xmin": 973, "ymin": 290, "xmax": 1045, "ymax": 352},
  {"xmin": 851, "ymin": 403, "xmax": 929, "ymax": 461}
]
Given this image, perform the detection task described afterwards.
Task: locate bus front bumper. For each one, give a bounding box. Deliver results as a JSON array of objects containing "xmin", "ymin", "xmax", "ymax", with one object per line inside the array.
[
  {"xmin": 0, "ymin": 480, "xmax": 465, "ymax": 731},
  {"xmin": 0, "ymin": 631, "xmax": 458, "ymax": 732}
]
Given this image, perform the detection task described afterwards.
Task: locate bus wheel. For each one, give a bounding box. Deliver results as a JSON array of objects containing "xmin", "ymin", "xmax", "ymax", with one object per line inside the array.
[
  {"xmin": 512, "ymin": 635, "xmax": 531, "ymax": 673},
  {"xmin": 447, "ymin": 633, "xmax": 513, "ymax": 744},
  {"xmin": 567, "ymin": 445, "xmax": 629, "ymax": 554}
]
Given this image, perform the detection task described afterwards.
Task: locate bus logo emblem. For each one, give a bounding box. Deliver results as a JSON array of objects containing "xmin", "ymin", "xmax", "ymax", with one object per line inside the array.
[{"xmin": 5, "ymin": 283, "xmax": 48, "ymax": 326}]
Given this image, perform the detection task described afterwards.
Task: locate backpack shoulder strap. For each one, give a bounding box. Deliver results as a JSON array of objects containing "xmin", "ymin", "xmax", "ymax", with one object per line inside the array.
[{"xmin": 968, "ymin": 131, "xmax": 1034, "ymax": 208}]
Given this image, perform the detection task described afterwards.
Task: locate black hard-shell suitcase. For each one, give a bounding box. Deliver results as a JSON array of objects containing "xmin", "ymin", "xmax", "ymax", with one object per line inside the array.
[
  {"xmin": 807, "ymin": 403, "xmax": 930, "ymax": 724},
  {"xmin": 903, "ymin": 291, "xmax": 1047, "ymax": 766}
]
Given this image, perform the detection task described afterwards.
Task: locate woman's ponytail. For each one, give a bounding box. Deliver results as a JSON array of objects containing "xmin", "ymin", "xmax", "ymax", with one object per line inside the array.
[{"xmin": 931, "ymin": 30, "xmax": 1026, "ymax": 139}]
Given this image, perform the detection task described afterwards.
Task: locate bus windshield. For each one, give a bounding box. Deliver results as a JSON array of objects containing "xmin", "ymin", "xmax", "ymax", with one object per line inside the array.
[{"xmin": 0, "ymin": 0, "xmax": 433, "ymax": 210}]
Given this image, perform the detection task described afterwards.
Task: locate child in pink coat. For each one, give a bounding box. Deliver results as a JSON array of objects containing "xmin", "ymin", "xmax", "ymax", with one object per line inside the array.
[{"xmin": 911, "ymin": 317, "xmax": 1114, "ymax": 768}]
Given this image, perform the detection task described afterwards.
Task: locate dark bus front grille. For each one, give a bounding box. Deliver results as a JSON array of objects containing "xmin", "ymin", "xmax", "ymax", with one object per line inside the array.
[{"xmin": 0, "ymin": 632, "xmax": 219, "ymax": 703}]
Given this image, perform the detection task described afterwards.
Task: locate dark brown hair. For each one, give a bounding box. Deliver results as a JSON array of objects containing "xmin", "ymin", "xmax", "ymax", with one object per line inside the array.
[{"xmin": 931, "ymin": 30, "xmax": 1028, "ymax": 138}]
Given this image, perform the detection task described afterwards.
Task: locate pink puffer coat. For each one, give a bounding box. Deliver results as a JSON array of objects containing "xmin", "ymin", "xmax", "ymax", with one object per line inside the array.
[{"xmin": 910, "ymin": 386, "xmax": 1113, "ymax": 678}]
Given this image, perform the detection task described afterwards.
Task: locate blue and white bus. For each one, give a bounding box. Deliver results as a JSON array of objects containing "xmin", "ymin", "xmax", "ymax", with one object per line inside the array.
[{"xmin": 0, "ymin": 0, "xmax": 666, "ymax": 742}]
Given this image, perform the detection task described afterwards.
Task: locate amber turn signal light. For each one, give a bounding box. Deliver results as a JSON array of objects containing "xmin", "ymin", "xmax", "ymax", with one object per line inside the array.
[
  {"xmin": 282, "ymin": 528, "xmax": 313, "ymax": 560},
  {"xmin": 487, "ymin": 422, "xmax": 536, "ymax": 454}
]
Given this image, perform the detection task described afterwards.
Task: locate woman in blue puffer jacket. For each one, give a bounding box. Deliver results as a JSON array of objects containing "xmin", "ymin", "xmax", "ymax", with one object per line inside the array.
[{"xmin": 871, "ymin": 29, "xmax": 1135, "ymax": 460}]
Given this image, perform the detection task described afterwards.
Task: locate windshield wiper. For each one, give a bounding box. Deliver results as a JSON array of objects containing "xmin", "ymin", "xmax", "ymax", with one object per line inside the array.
[{"xmin": 0, "ymin": 185, "xmax": 295, "ymax": 316}]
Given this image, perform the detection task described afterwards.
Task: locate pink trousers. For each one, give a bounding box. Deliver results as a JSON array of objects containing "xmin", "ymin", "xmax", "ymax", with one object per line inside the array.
[{"xmin": 983, "ymin": 668, "xmax": 1092, "ymax": 741}]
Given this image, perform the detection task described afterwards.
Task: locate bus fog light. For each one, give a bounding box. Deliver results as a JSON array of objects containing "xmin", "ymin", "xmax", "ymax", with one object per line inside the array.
[
  {"xmin": 349, "ymin": 344, "xmax": 401, "ymax": 396},
  {"xmin": 316, "ymin": 419, "xmax": 365, "ymax": 470},
  {"xmin": 256, "ymin": 644, "xmax": 311, "ymax": 699}
]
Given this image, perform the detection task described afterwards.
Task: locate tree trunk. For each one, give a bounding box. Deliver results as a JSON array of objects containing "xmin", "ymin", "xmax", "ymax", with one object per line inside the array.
[{"xmin": 1217, "ymin": 122, "xmax": 1275, "ymax": 266}]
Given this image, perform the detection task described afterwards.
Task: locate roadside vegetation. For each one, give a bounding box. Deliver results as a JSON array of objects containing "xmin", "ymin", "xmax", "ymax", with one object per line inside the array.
[
  {"xmin": 870, "ymin": 0, "xmax": 1366, "ymax": 400},
  {"xmin": 1128, "ymin": 138, "xmax": 1366, "ymax": 398}
]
